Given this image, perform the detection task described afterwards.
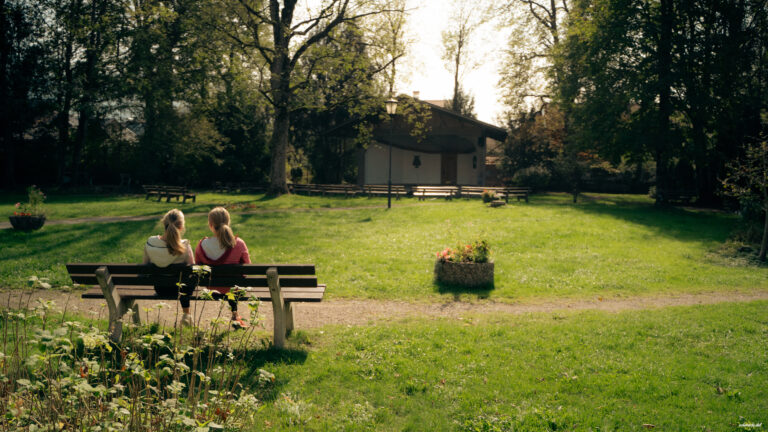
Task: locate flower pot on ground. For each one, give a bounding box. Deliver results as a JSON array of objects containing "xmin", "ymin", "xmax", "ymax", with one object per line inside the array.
[
  {"xmin": 10, "ymin": 185, "xmax": 47, "ymax": 231},
  {"xmin": 481, "ymin": 190, "xmax": 498, "ymax": 203},
  {"xmin": 434, "ymin": 260, "xmax": 494, "ymax": 288},
  {"xmin": 434, "ymin": 240, "xmax": 494, "ymax": 289},
  {"xmin": 9, "ymin": 215, "xmax": 46, "ymax": 231}
]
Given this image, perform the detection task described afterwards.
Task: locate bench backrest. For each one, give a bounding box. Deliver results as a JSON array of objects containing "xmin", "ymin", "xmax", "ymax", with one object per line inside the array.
[
  {"xmin": 66, "ymin": 263, "xmax": 317, "ymax": 289},
  {"xmin": 365, "ymin": 185, "xmax": 406, "ymax": 191},
  {"xmin": 415, "ymin": 186, "xmax": 458, "ymax": 193}
]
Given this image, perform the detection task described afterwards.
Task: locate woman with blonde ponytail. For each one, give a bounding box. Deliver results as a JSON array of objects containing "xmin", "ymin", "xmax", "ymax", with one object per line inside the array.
[
  {"xmin": 195, "ymin": 207, "xmax": 251, "ymax": 328},
  {"xmin": 143, "ymin": 209, "xmax": 195, "ymax": 326}
]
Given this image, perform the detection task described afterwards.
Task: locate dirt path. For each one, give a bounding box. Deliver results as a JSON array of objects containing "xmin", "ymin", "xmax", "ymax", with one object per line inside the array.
[{"xmin": 3, "ymin": 289, "xmax": 767, "ymax": 333}]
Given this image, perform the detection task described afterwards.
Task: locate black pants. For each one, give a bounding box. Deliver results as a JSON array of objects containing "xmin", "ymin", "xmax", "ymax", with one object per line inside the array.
[
  {"xmin": 153, "ymin": 284, "xmax": 195, "ymax": 308},
  {"xmin": 211, "ymin": 291, "xmax": 238, "ymax": 312}
]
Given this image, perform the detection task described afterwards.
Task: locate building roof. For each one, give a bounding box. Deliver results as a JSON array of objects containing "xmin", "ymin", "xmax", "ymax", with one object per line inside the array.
[{"xmin": 324, "ymin": 98, "xmax": 507, "ymax": 154}]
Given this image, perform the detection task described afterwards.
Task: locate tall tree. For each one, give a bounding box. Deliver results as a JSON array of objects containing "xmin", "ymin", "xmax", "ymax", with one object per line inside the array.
[
  {"xmin": 441, "ymin": 0, "xmax": 484, "ymax": 116},
  {"xmin": 0, "ymin": 0, "xmax": 46, "ymax": 188},
  {"xmin": 225, "ymin": 0, "xmax": 404, "ymax": 194},
  {"xmin": 497, "ymin": 0, "xmax": 569, "ymax": 112},
  {"xmin": 555, "ymin": 0, "xmax": 768, "ymax": 204}
]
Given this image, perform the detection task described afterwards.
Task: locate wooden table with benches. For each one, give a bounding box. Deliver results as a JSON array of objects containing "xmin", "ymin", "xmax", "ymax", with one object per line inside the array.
[{"xmin": 66, "ymin": 263, "xmax": 325, "ymax": 348}]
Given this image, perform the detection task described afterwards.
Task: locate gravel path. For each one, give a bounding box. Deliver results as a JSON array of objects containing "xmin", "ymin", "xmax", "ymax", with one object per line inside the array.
[{"xmin": 3, "ymin": 289, "xmax": 767, "ymax": 333}]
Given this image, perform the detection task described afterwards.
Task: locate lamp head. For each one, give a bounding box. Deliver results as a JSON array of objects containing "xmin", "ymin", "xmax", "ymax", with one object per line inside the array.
[{"xmin": 385, "ymin": 98, "xmax": 398, "ymax": 115}]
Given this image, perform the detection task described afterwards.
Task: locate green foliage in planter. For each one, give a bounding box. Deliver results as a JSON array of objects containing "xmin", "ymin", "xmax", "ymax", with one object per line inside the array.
[
  {"xmin": 481, "ymin": 190, "xmax": 498, "ymax": 203},
  {"xmin": 436, "ymin": 240, "xmax": 490, "ymax": 263},
  {"xmin": 12, "ymin": 185, "xmax": 46, "ymax": 216}
]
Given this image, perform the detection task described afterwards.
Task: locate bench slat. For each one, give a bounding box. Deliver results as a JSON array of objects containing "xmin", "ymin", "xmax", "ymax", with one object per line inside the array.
[
  {"xmin": 66, "ymin": 263, "xmax": 316, "ymax": 276},
  {"xmin": 69, "ymin": 273, "xmax": 317, "ymax": 287},
  {"xmin": 81, "ymin": 285, "xmax": 326, "ymax": 302}
]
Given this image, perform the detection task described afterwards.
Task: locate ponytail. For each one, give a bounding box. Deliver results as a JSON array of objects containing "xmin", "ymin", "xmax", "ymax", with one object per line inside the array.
[
  {"xmin": 208, "ymin": 207, "xmax": 235, "ymax": 249},
  {"xmin": 161, "ymin": 209, "xmax": 186, "ymax": 255}
]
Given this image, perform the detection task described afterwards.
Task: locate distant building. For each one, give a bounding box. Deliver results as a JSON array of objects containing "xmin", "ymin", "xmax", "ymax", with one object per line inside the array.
[{"xmin": 327, "ymin": 99, "xmax": 507, "ymax": 186}]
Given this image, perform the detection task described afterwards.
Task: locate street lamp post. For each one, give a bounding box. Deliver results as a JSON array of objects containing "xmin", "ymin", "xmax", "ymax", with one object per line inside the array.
[{"xmin": 385, "ymin": 98, "xmax": 398, "ymax": 209}]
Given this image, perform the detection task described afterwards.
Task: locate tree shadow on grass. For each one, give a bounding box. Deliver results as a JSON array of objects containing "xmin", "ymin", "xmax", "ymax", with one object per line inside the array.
[
  {"xmin": 539, "ymin": 193, "xmax": 737, "ymax": 244},
  {"xmin": 434, "ymin": 280, "xmax": 494, "ymax": 300}
]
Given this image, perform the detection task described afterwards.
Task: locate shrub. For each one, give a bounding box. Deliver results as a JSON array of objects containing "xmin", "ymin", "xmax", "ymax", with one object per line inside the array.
[{"xmin": 511, "ymin": 165, "xmax": 551, "ymax": 191}]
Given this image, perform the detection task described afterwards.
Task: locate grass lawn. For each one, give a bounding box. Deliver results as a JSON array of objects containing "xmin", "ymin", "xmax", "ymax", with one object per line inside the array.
[
  {"xmin": 249, "ymin": 301, "xmax": 768, "ymax": 430},
  {"xmin": 0, "ymin": 193, "xmax": 765, "ymax": 301},
  {"xmin": 1, "ymin": 191, "xmax": 392, "ymax": 220}
]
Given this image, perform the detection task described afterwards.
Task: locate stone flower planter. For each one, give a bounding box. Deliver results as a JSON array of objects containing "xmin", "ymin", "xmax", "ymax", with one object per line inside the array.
[
  {"xmin": 434, "ymin": 260, "xmax": 494, "ymax": 288},
  {"xmin": 9, "ymin": 215, "xmax": 46, "ymax": 231}
]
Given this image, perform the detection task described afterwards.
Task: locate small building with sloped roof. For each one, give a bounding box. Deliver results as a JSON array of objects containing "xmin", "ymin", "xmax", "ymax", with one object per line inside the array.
[{"xmin": 326, "ymin": 98, "xmax": 507, "ymax": 186}]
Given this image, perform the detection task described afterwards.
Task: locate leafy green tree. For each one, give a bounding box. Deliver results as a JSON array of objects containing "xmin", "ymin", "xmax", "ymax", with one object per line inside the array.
[
  {"xmin": 223, "ymin": 0, "xmax": 406, "ymax": 194},
  {"xmin": 0, "ymin": 0, "xmax": 48, "ymax": 188},
  {"xmin": 441, "ymin": 0, "xmax": 485, "ymax": 118},
  {"xmin": 496, "ymin": 0, "xmax": 569, "ymax": 112}
]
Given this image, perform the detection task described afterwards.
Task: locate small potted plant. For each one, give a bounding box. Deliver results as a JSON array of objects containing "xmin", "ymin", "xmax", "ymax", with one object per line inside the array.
[
  {"xmin": 434, "ymin": 240, "xmax": 494, "ymax": 288},
  {"xmin": 481, "ymin": 189, "xmax": 497, "ymax": 203},
  {"xmin": 10, "ymin": 185, "xmax": 47, "ymax": 231}
]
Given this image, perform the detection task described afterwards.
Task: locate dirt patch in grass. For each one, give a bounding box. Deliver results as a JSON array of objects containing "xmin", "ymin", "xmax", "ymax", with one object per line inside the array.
[{"xmin": 2, "ymin": 289, "xmax": 767, "ymax": 333}]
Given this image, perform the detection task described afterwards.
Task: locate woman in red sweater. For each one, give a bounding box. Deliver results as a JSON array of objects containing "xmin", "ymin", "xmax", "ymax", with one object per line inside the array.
[{"xmin": 194, "ymin": 207, "xmax": 250, "ymax": 328}]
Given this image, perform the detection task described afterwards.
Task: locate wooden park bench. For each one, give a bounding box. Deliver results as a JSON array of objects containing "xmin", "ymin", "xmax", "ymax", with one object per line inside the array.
[
  {"xmin": 290, "ymin": 183, "xmax": 361, "ymax": 197},
  {"xmin": 457, "ymin": 186, "xmax": 498, "ymax": 199},
  {"xmin": 364, "ymin": 184, "xmax": 406, "ymax": 199},
  {"xmin": 159, "ymin": 186, "xmax": 197, "ymax": 203},
  {"xmin": 143, "ymin": 185, "xmax": 197, "ymax": 203},
  {"xmin": 499, "ymin": 186, "xmax": 531, "ymax": 203},
  {"xmin": 316, "ymin": 184, "xmax": 361, "ymax": 197},
  {"xmin": 66, "ymin": 263, "xmax": 325, "ymax": 348},
  {"xmin": 414, "ymin": 186, "xmax": 459, "ymax": 200},
  {"xmin": 290, "ymin": 183, "xmax": 323, "ymax": 196},
  {"xmin": 143, "ymin": 184, "xmax": 161, "ymax": 200},
  {"xmin": 215, "ymin": 182, "xmax": 266, "ymax": 194}
]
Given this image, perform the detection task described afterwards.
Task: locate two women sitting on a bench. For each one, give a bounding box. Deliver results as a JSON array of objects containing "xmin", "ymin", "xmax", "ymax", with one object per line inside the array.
[{"xmin": 142, "ymin": 207, "xmax": 250, "ymax": 329}]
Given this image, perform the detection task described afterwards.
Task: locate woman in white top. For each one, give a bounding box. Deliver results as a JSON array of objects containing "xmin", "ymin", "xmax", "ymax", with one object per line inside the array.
[{"xmin": 143, "ymin": 209, "xmax": 195, "ymax": 326}]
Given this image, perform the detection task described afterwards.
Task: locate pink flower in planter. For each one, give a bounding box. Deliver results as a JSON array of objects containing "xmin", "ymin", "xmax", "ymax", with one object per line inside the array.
[{"xmin": 14, "ymin": 202, "xmax": 20, "ymax": 208}]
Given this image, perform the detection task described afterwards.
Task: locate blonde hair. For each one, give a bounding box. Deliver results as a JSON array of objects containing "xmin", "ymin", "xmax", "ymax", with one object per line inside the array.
[
  {"xmin": 161, "ymin": 209, "xmax": 186, "ymax": 256},
  {"xmin": 208, "ymin": 207, "xmax": 235, "ymax": 249}
]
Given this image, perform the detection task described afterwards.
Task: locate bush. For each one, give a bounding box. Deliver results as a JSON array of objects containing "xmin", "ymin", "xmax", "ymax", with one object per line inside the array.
[{"xmin": 510, "ymin": 165, "xmax": 551, "ymax": 191}]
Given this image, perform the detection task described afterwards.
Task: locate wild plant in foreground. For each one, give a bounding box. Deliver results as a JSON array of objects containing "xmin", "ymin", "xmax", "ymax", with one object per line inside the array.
[{"xmin": 0, "ymin": 266, "xmax": 272, "ymax": 431}]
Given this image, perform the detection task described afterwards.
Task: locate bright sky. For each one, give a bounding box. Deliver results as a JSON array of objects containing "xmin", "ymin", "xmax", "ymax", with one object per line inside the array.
[{"xmin": 398, "ymin": 0, "xmax": 509, "ymax": 125}]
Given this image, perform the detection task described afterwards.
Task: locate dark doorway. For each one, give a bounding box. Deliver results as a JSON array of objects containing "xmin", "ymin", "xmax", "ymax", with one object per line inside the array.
[{"xmin": 441, "ymin": 153, "xmax": 457, "ymax": 185}]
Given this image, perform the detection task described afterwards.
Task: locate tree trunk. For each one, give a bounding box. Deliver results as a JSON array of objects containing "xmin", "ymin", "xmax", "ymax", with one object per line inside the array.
[
  {"xmin": 0, "ymin": 0, "xmax": 11, "ymax": 189},
  {"xmin": 57, "ymin": 33, "xmax": 74, "ymax": 184},
  {"xmin": 655, "ymin": 0, "xmax": 673, "ymax": 205},
  {"xmin": 73, "ymin": 107, "xmax": 89, "ymax": 184},
  {"xmin": 760, "ymin": 205, "xmax": 767, "ymax": 261},
  {"xmin": 268, "ymin": 104, "xmax": 290, "ymax": 194}
]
